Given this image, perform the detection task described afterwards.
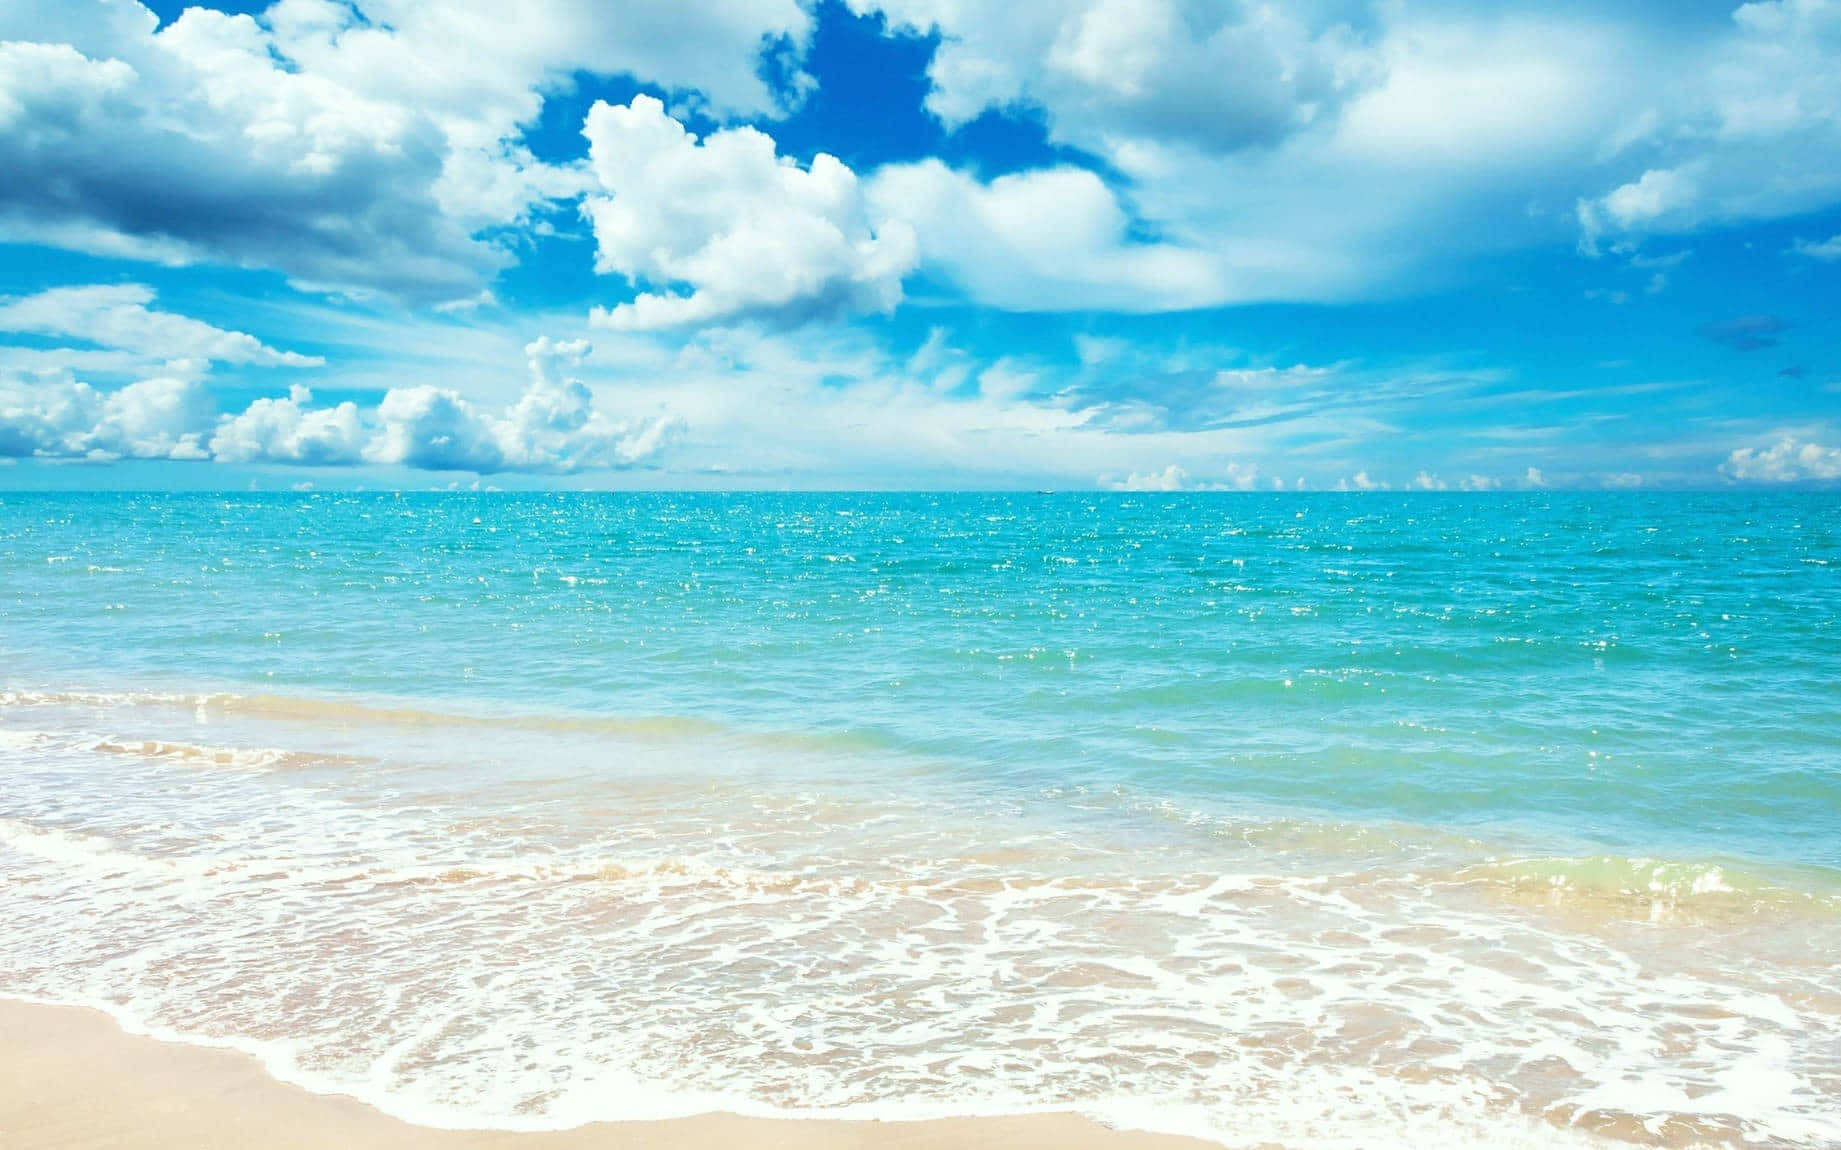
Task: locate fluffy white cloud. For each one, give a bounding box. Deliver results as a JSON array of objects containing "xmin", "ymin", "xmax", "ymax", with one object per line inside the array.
[
  {"xmin": 1, "ymin": 339, "xmax": 680, "ymax": 472},
  {"xmin": 0, "ymin": 375, "xmax": 214, "ymax": 460},
  {"xmin": 365, "ymin": 386, "xmax": 510, "ymax": 471},
  {"xmin": 582, "ymin": 96, "xmax": 917, "ymax": 329},
  {"xmin": 867, "ymin": 161, "xmax": 1222, "ymax": 310},
  {"xmin": 496, "ymin": 337, "xmax": 682, "ymax": 469},
  {"xmin": 0, "ymin": 284, "xmax": 321, "ymax": 367},
  {"xmin": 854, "ymin": 10, "xmax": 1640, "ymax": 308},
  {"xmin": 1105, "ymin": 462, "xmax": 1261, "ymax": 491},
  {"xmin": 1722, "ymin": 435, "xmax": 1841, "ymax": 482},
  {"xmin": 0, "ymin": 1, "xmax": 811, "ymax": 298},
  {"xmin": 855, "ymin": 0, "xmax": 1382, "ymax": 155},
  {"xmin": 1109, "ymin": 464, "xmax": 1191, "ymax": 491},
  {"xmin": 1576, "ymin": 0, "xmax": 1841, "ymax": 248},
  {"xmin": 846, "ymin": 1, "xmax": 1841, "ymax": 308},
  {"xmin": 210, "ymin": 384, "xmax": 366, "ymax": 465},
  {"xmin": 365, "ymin": 337, "xmax": 682, "ymax": 471}
]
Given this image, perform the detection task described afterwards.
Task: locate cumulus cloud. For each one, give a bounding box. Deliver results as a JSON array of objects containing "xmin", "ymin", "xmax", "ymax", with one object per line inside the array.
[
  {"xmin": 2, "ymin": 339, "xmax": 680, "ymax": 472},
  {"xmin": 9, "ymin": 1, "xmax": 1841, "ymax": 316},
  {"xmin": 1110, "ymin": 464, "xmax": 1191, "ymax": 491},
  {"xmin": 840, "ymin": 1, "xmax": 1841, "ymax": 310},
  {"xmin": 364, "ymin": 386, "xmax": 510, "ymax": 471},
  {"xmin": 210, "ymin": 385, "xmax": 366, "ymax": 465},
  {"xmin": 1721, "ymin": 435, "xmax": 1841, "ymax": 482},
  {"xmin": 0, "ymin": 375, "xmax": 214, "ymax": 460},
  {"xmin": 1105, "ymin": 462, "xmax": 1261, "ymax": 491},
  {"xmin": 1578, "ymin": 168, "xmax": 1698, "ymax": 251},
  {"xmin": 866, "ymin": 161, "xmax": 1222, "ymax": 311},
  {"xmin": 364, "ymin": 337, "xmax": 682, "ymax": 471},
  {"xmin": 0, "ymin": 14, "xmax": 498, "ymax": 299},
  {"xmin": 0, "ymin": 1, "xmax": 811, "ymax": 299},
  {"xmin": 499, "ymin": 337, "xmax": 684, "ymax": 469},
  {"xmin": 852, "ymin": 9, "xmax": 1642, "ymax": 309},
  {"xmin": 854, "ymin": 0, "xmax": 1383, "ymax": 156},
  {"xmin": 0, "ymin": 284, "xmax": 321, "ymax": 367},
  {"xmin": 582, "ymin": 96, "xmax": 917, "ymax": 329}
]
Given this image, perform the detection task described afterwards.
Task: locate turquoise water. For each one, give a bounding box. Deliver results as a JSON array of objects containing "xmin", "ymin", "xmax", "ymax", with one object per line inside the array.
[
  {"xmin": 5, "ymin": 491, "xmax": 1838, "ymax": 868},
  {"xmin": 2, "ymin": 492, "xmax": 1838, "ymax": 1147}
]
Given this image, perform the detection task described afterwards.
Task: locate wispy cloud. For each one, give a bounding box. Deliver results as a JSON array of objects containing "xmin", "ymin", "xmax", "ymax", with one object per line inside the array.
[{"xmin": 0, "ymin": 285, "xmax": 322, "ymax": 368}]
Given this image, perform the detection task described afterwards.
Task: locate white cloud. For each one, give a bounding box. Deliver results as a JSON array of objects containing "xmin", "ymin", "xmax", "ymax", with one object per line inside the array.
[
  {"xmin": 1105, "ymin": 461, "xmax": 1261, "ymax": 491},
  {"xmin": 1721, "ymin": 435, "xmax": 1841, "ymax": 482},
  {"xmin": 1104, "ymin": 461, "xmax": 1192, "ymax": 489},
  {"xmin": 0, "ymin": 284, "xmax": 321, "ymax": 367},
  {"xmin": 8, "ymin": 1, "xmax": 1840, "ymax": 316},
  {"xmin": 845, "ymin": 1, "xmax": 1841, "ymax": 308},
  {"xmin": 496, "ymin": 336, "xmax": 684, "ymax": 469},
  {"xmin": 364, "ymin": 386, "xmax": 510, "ymax": 472},
  {"xmin": 1109, "ymin": 464, "xmax": 1191, "ymax": 492},
  {"xmin": 849, "ymin": 9, "xmax": 1649, "ymax": 310},
  {"xmin": 866, "ymin": 161, "xmax": 1222, "ymax": 311},
  {"xmin": 0, "ymin": 1, "xmax": 812, "ymax": 299},
  {"xmin": 0, "ymin": 11, "xmax": 494, "ymax": 298},
  {"xmin": 363, "ymin": 339, "xmax": 682, "ymax": 472},
  {"xmin": 0, "ymin": 374, "xmax": 214, "ymax": 460},
  {"xmin": 1575, "ymin": 0, "xmax": 1841, "ymax": 247},
  {"xmin": 582, "ymin": 96, "xmax": 917, "ymax": 330},
  {"xmin": 1602, "ymin": 168, "xmax": 1698, "ymax": 229},
  {"xmin": 210, "ymin": 385, "xmax": 366, "ymax": 465},
  {"xmin": 1791, "ymin": 233, "xmax": 1841, "ymax": 261},
  {"xmin": 94, "ymin": 376, "xmax": 217, "ymax": 458},
  {"xmin": 1, "ymin": 339, "xmax": 680, "ymax": 473},
  {"xmin": 288, "ymin": 0, "xmax": 812, "ymax": 125},
  {"xmin": 855, "ymin": 0, "xmax": 1383, "ymax": 155}
]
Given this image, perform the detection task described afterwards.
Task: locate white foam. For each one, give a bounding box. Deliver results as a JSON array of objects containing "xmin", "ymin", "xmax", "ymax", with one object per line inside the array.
[{"xmin": 1, "ymin": 705, "xmax": 1837, "ymax": 1150}]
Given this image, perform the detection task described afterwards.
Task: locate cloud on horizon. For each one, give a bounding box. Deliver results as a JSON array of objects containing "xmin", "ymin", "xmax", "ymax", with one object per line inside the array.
[{"xmin": 2, "ymin": 338, "xmax": 681, "ymax": 473}]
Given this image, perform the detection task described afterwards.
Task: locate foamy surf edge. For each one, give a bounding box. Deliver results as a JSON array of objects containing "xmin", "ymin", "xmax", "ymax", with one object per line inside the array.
[{"xmin": 0, "ymin": 991, "xmax": 1638, "ymax": 1150}]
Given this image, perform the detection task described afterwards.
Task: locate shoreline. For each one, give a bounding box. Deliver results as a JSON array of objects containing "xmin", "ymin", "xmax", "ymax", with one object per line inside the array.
[{"xmin": 0, "ymin": 999, "xmax": 1221, "ymax": 1150}]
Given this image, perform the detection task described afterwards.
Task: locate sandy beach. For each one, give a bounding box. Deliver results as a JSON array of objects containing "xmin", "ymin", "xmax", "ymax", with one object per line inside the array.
[{"xmin": 0, "ymin": 999, "xmax": 1217, "ymax": 1150}]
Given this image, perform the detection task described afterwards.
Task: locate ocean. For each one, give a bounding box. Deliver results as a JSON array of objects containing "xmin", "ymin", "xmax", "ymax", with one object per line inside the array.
[{"xmin": 1, "ymin": 491, "xmax": 1836, "ymax": 1148}]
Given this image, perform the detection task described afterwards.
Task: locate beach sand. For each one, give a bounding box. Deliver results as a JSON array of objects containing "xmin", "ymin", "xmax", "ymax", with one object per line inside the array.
[{"xmin": 0, "ymin": 999, "xmax": 1218, "ymax": 1150}]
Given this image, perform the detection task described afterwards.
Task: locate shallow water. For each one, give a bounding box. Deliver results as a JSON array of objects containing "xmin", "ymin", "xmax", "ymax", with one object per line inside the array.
[{"xmin": 1, "ymin": 492, "xmax": 1837, "ymax": 1147}]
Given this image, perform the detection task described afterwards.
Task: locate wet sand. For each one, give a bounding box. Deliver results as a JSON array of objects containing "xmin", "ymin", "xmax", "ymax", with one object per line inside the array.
[{"xmin": 0, "ymin": 999, "xmax": 1219, "ymax": 1150}]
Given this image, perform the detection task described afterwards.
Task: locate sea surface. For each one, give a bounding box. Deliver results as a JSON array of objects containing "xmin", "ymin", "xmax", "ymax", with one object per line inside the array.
[{"xmin": 1, "ymin": 491, "xmax": 1837, "ymax": 1148}]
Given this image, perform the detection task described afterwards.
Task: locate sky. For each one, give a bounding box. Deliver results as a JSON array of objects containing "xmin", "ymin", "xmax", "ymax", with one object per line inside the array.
[{"xmin": 0, "ymin": 0, "xmax": 1838, "ymax": 490}]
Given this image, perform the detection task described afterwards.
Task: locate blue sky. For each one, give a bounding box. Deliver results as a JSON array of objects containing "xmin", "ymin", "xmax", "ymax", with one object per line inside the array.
[{"xmin": 1, "ymin": 0, "xmax": 1838, "ymax": 489}]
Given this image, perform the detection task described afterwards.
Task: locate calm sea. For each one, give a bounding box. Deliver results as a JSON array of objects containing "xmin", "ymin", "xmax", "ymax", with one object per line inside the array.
[{"xmin": 1, "ymin": 491, "xmax": 1837, "ymax": 1147}]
